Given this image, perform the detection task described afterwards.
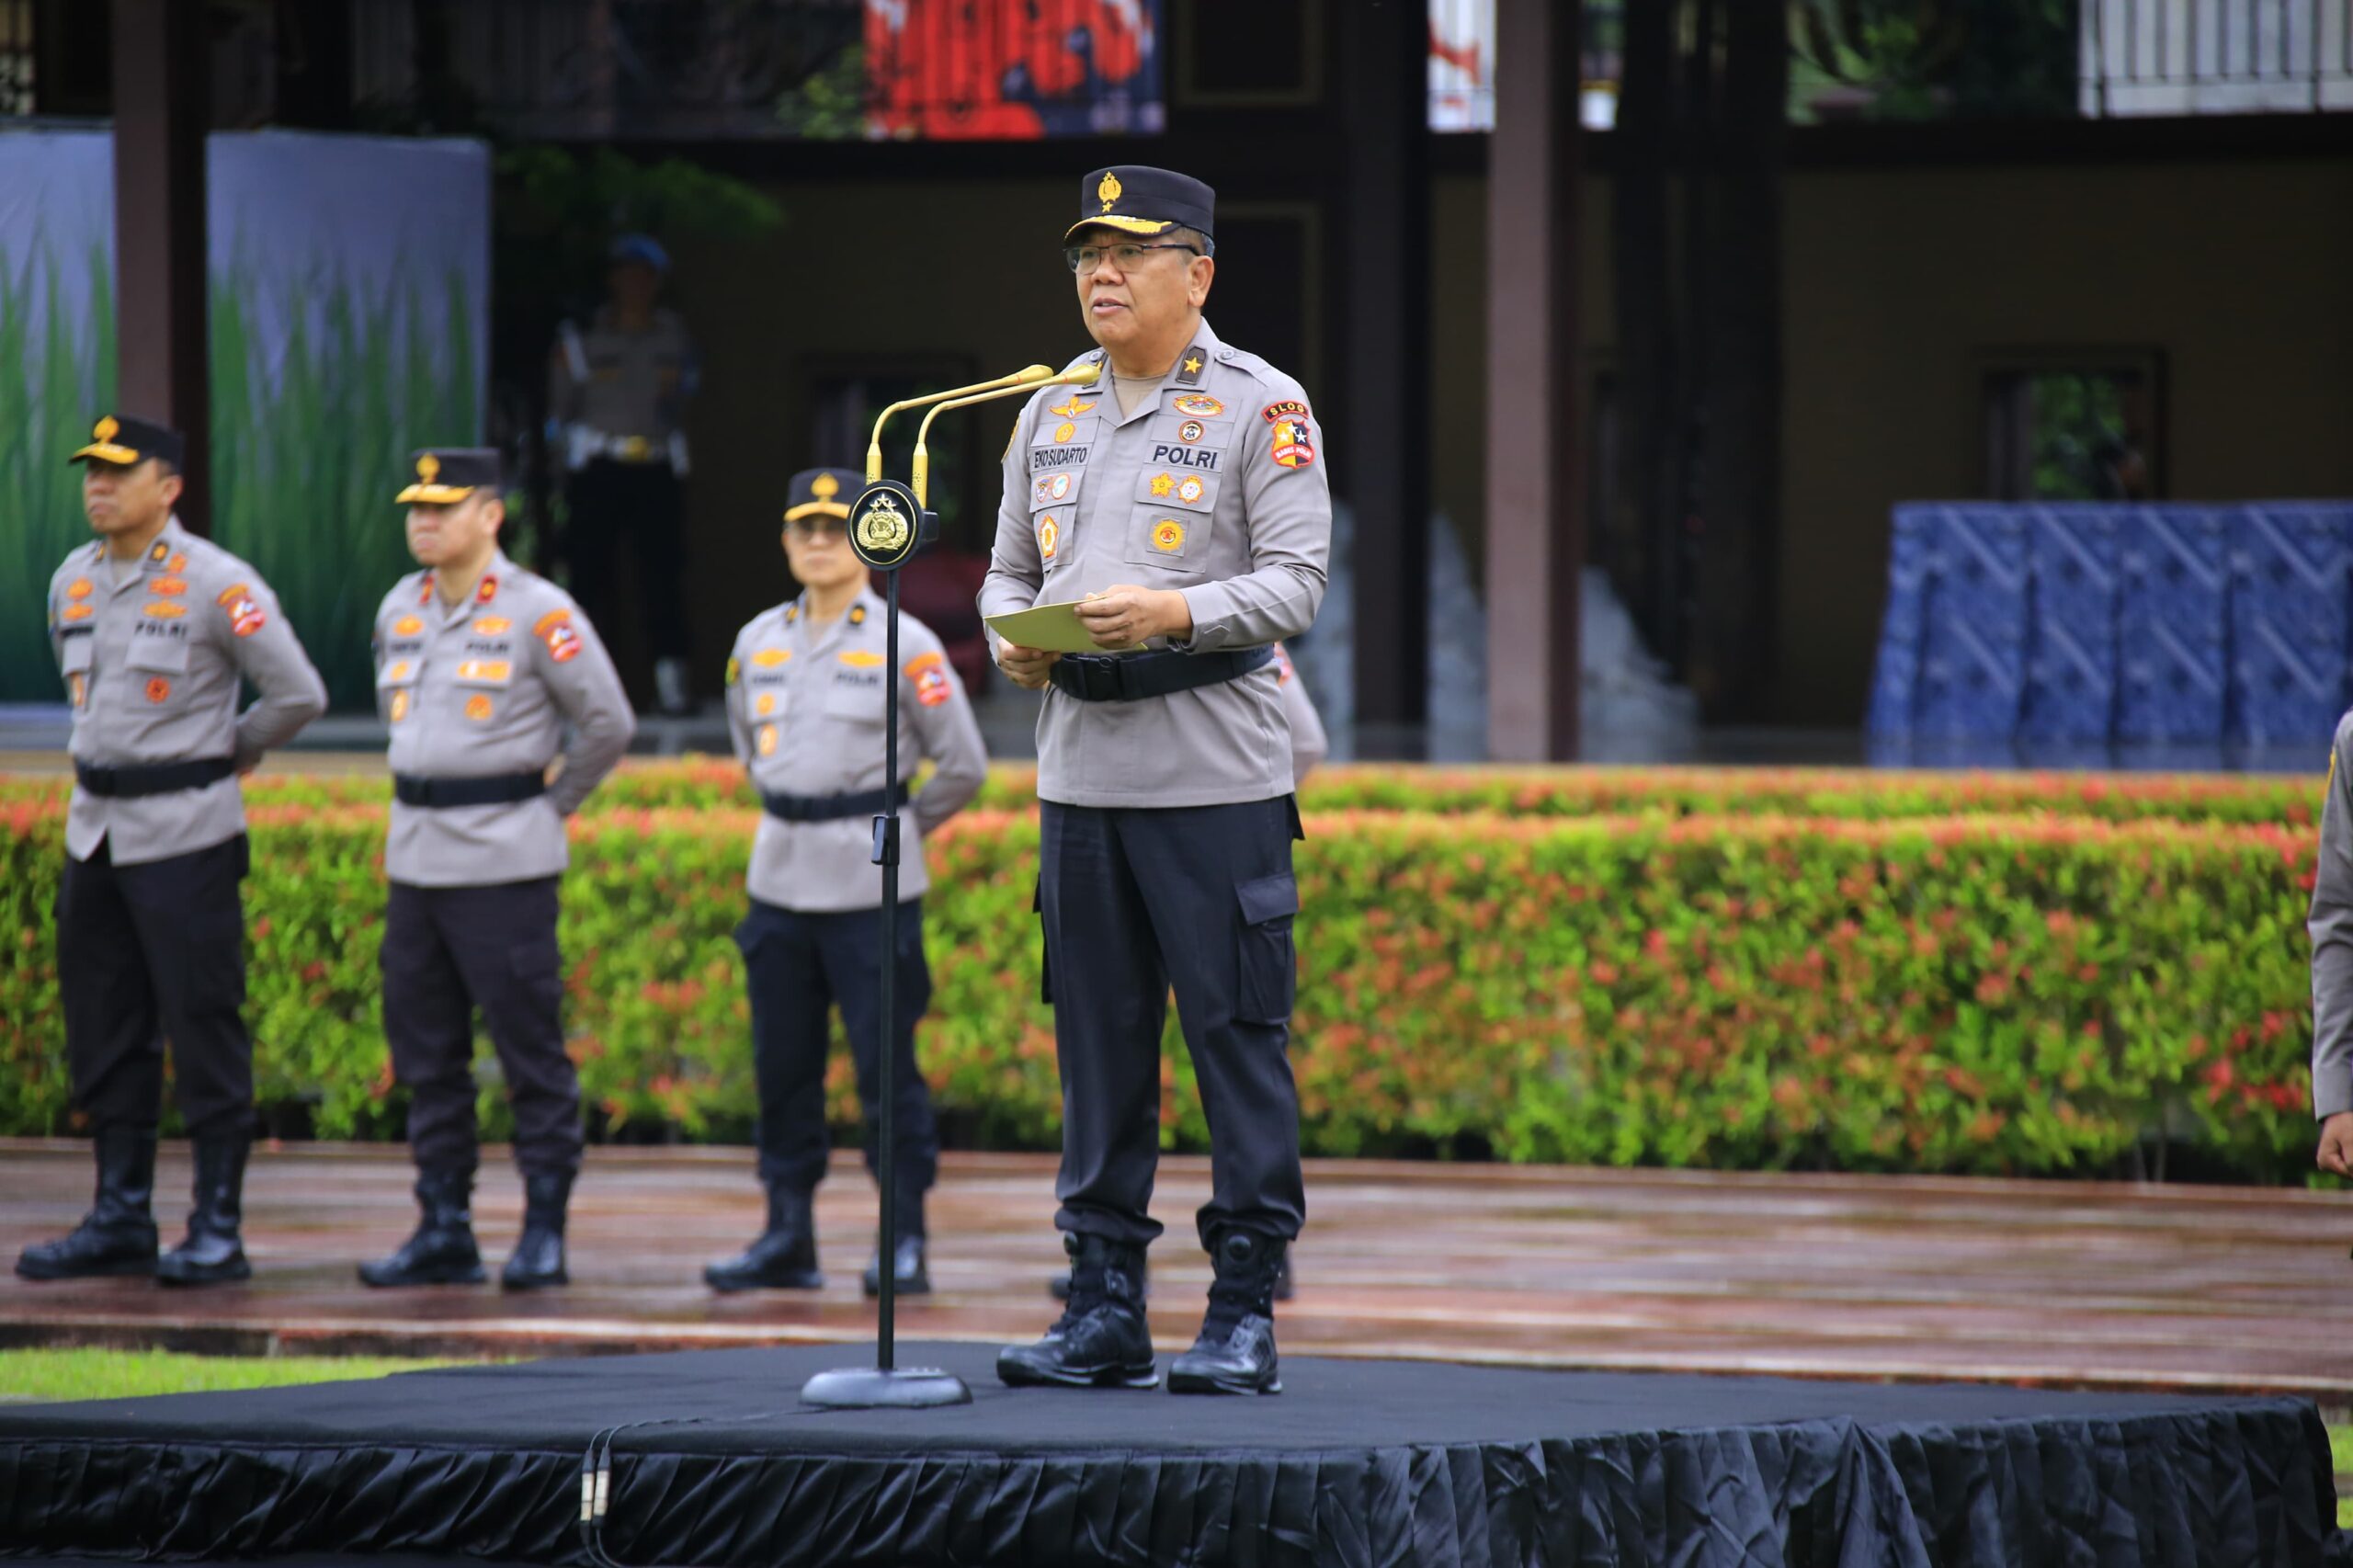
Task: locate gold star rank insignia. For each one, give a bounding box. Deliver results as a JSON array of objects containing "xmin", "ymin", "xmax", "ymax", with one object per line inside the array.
[{"xmin": 1151, "ymin": 473, "xmax": 1176, "ymax": 497}]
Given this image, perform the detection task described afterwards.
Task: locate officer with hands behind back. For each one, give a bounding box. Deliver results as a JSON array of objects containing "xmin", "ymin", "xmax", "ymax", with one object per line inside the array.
[
  {"xmin": 359, "ymin": 449, "xmax": 634, "ymax": 1292},
  {"xmin": 704, "ymin": 469, "xmax": 987, "ymax": 1298},
  {"xmin": 17, "ymin": 415, "xmax": 327, "ymax": 1287}
]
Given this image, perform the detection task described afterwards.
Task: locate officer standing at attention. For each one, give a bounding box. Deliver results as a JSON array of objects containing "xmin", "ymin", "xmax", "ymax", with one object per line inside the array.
[
  {"xmin": 704, "ymin": 469, "xmax": 988, "ymax": 1298},
  {"xmin": 359, "ymin": 449, "xmax": 635, "ymax": 1291},
  {"xmin": 983, "ymin": 167, "xmax": 1332, "ymax": 1395},
  {"xmin": 549, "ymin": 234, "xmax": 700, "ymax": 717},
  {"xmin": 2310, "ymin": 717, "xmax": 2353, "ymax": 1180},
  {"xmin": 17, "ymin": 415, "xmax": 326, "ymax": 1286}
]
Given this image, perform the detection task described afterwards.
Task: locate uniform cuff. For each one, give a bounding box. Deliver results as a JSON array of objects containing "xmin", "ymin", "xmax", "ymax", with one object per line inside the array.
[
  {"xmin": 2318, "ymin": 1079, "xmax": 2353, "ymax": 1121},
  {"xmin": 1176, "ymin": 585, "xmax": 1229, "ymax": 650}
]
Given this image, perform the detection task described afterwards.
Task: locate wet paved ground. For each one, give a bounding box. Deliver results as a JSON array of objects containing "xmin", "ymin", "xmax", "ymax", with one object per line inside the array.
[{"xmin": 4, "ymin": 1139, "xmax": 2350, "ymax": 1397}]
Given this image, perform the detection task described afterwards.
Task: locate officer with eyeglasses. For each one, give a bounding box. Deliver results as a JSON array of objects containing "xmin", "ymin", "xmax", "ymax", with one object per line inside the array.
[
  {"xmin": 704, "ymin": 468, "xmax": 987, "ymax": 1298},
  {"xmin": 983, "ymin": 165, "xmax": 1332, "ymax": 1395}
]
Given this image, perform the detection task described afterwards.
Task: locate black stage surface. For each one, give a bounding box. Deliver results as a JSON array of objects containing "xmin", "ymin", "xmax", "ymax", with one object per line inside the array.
[{"xmin": 1, "ymin": 1342, "xmax": 2341, "ymax": 1566}]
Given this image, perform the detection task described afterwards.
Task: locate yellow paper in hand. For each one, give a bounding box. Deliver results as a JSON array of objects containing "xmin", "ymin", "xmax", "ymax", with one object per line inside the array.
[{"xmin": 983, "ymin": 597, "xmax": 1143, "ymax": 655}]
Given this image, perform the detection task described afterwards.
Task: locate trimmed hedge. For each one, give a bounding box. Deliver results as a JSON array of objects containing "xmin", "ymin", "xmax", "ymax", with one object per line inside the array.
[
  {"xmin": 0, "ymin": 760, "xmax": 2323, "ymax": 824},
  {"xmin": 0, "ymin": 795, "xmax": 2320, "ymax": 1179}
]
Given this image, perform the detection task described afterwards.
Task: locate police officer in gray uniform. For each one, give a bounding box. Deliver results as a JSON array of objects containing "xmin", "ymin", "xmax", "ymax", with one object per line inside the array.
[
  {"xmin": 983, "ymin": 167, "xmax": 1332, "ymax": 1395},
  {"xmin": 703, "ymin": 468, "xmax": 988, "ymax": 1297},
  {"xmin": 2310, "ymin": 717, "xmax": 2353, "ymax": 1180},
  {"xmin": 549, "ymin": 234, "xmax": 700, "ymax": 716},
  {"xmin": 18, "ymin": 414, "xmax": 326, "ymax": 1287},
  {"xmin": 359, "ymin": 449, "xmax": 635, "ymax": 1291}
]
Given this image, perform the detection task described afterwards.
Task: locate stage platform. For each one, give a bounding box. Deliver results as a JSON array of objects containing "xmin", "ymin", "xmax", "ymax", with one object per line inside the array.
[{"xmin": 2, "ymin": 1340, "xmax": 2340, "ymax": 1566}]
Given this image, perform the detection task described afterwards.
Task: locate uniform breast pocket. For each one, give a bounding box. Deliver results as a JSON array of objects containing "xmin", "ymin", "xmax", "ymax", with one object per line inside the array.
[
  {"xmin": 821, "ymin": 673, "xmax": 888, "ymax": 726},
  {"xmin": 1123, "ymin": 504, "xmax": 1215, "ymax": 575},
  {"xmin": 58, "ymin": 631, "xmax": 93, "ymax": 708},
  {"xmin": 377, "ymin": 651, "xmax": 421, "ymax": 724},
  {"xmin": 122, "ymin": 631, "xmax": 190, "ymax": 707}
]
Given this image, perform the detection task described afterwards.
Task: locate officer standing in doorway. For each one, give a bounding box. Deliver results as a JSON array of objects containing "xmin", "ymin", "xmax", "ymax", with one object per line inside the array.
[
  {"xmin": 983, "ymin": 167, "xmax": 1332, "ymax": 1395},
  {"xmin": 704, "ymin": 468, "xmax": 988, "ymax": 1297},
  {"xmin": 359, "ymin": 449, "xmax": 635, "ymax": 1291},
  {"xmin": 549, "ymin": 234, "xmax": 699, "ymax": 716},
  {"xmin": 18, "ymin": 415, "xmax": 326, "ymax": 1286}
]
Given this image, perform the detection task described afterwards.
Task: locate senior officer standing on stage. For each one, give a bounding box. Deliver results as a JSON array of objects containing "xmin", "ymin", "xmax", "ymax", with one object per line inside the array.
[
  {"xmin": 703, "ymin": 469, "xmax": 987, "ymax": 1299},
  {"xmin": 359, "ymin": 449, "xmax": 634, "ymax": 1291},
  {"xmin": 18, "ymin": 415, "xmax": 326, "ymax": 1287},
  {"xmin": 983, "ymin": 167, "xmax": 1331, "ymax": 1395}
]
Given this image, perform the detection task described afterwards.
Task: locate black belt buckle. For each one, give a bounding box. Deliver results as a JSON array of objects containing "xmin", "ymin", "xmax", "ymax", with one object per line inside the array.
[{"xmin": 1063, "ymin": 654, "xmax": 1128, "ymax": 703}]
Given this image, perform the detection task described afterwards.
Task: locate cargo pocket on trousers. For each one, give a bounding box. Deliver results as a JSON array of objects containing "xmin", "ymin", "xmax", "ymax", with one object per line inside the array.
[
  {"xmin": 1234, "ymin": 872, "xmax": 1299, "ymax": 1026},
  {"xmin": 1032, "ymin": 878, "xmax": 1052, "ymax": 1006}
]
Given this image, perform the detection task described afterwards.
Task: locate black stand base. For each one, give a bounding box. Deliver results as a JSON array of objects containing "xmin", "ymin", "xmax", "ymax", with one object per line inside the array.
[{"xmin": 799, "ymin": 1364, "xmax": 973, "ymax": 1409}]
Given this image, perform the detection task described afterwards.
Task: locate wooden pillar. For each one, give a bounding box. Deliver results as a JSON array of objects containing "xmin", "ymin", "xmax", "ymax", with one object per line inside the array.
[
  {"xmin": 111, "ymin": 0, "xmax": 210, "ymax": 533},
  {"xmin": 1483, "ymin": 0, "xmax": 1582, "ymax": 760},
  {"xmin": 1341, "ymin": 0, "xmax": 1431, "ymax": 756}
]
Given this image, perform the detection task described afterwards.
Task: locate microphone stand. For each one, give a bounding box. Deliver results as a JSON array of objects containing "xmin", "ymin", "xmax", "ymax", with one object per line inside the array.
[{"xmin": 799, "ymin": 359, "xmax": 1100, "ymax": 1410}]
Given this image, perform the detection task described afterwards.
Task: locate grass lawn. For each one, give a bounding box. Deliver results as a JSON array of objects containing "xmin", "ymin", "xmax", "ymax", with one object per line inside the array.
[
  {"xmin": 0, "ymin": 1347, "xmax": 475, "ymax": 1404},
  {"xmin": 2, "ymin": 1350, "xmax": 2348, "ymax": 1527}
]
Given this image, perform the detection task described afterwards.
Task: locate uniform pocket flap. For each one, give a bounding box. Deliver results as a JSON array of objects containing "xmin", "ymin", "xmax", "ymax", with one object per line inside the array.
[
  {"xmin": 122, "ymin": 633, "xmax": 190, "ymax": 674},
  {"xmin": 377, "ymin": 656, "xmax": 422, "ymax": 688},
  {"xmin": 1236, "ymin": 872, "xmax": 1299, "ymax": 926}
]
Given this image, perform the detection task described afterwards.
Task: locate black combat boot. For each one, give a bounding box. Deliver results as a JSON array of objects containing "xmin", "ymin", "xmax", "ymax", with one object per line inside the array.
[
  {"xmin": 358, "ymin": 1168, "xmax": 486, "ymax": 1287},
  {"xmin": 863, "ymin": 1235, "xmax": 929, "ymax": 1297},
  {"xmin": 704, "ymin": 1186, "xmax": 824, "ymax": 1291},
  {"xmin": 1050, "ymin": 1253, "xmax": 1148, "ymax": 1301},
  {"xmin": 997, "ymin": 1233, "xmax": 1158, "ymax": 1390},
  {"xmin": 500, "ymin": 1171, "xmax": 572, "ymax": 1290},
  {"xmin": 156, "ymin": 1133, "xmax": 252, "ymax": 1286},
  {"xmin": 1168, "ymin": 1230, "xmax": 1286, "ymax": 1395},
  {"xmin": 16, "ymin": 1125, "xmax": 159, "ymax": 1281}
]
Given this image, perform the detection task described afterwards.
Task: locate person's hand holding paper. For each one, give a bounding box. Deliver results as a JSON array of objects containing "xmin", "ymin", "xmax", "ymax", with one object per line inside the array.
[{"xmin": 988, "ymin": 585, "xmax": 1196, "ymax": 687}]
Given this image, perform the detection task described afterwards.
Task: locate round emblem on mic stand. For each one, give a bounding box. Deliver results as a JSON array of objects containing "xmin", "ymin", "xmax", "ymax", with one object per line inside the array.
[{"xmin": 849, "ymin": 480, "xmax": 924, "ymax": 572}]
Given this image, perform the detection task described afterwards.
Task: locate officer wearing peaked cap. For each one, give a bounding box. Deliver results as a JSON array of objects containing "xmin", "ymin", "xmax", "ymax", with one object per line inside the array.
[
  {"xmin": 983, "ymin": 166, "xmax": 1333, "ymax": 1395},
  {"xmin": 704, "ymin": 469, "xmax": 988, "ymax": 1298},
  {"xmin": 359, "ymin": 448, "xmax": 635, "ymax": 1292},
  {"xmin": 17, "ymin": 415, "xmax": 327, "ymax": 1288}
]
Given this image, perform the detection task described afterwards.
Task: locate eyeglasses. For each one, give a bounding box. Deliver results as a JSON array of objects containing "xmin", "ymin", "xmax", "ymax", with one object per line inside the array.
[
  {"xmin": 1063, "ymin": 241, "xmax": 1204, "ymax": 274},
  {"xmin": 786, "ymin": 516, "xmax": 847, "ymax": 539}
]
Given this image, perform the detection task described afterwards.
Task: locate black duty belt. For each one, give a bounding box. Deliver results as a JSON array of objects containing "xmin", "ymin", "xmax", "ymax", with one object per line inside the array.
[
  {"xmin": 74, "ymin": 757, "xmax": 236, "ymax": 799},
  {"xmin": 761, "ymin": 783, "xmax": 910, "ymax": 823},
  {"xmin": 393, "ymin": 772, "xmax": 547, "ymax": 809},
  {"xmin": 1049, "ymin": 645, "xmax": 1276, "ymax": 704}
]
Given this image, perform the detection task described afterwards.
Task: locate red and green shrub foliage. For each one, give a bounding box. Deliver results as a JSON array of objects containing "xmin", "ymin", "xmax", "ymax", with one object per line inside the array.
[
  {"xmin": 0, "ymin": 760, "xmax": 2323, "ymax": 825},
  {"xmin": 0, "ymin": 784, "xmax": 2321, "ymax": 1179}
]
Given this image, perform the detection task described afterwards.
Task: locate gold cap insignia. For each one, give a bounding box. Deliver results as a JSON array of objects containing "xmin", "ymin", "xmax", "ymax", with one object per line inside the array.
[
  {"xmin": 1097, "ymin": 171, "xmax": 1123, "ymax": 212},
  {"xmin": 94, "ymin": 415, "xmax": 119, "ymax": 442},
  {"xmin": 417, "ymin": 453, "xmax": 440, "ymax": 482},
  {"xmin": 812, "ymin": 472, "xmax": 840, "ymax": 499}
]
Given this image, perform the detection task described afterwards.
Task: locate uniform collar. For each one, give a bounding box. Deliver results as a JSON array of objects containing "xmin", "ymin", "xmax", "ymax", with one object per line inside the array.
[
  {"xmin": 421, "ymin": 551, "xmax": 512, "ymax": 618},
  {"xmin": 787, "ymin": 586, "xmax": 877, "ymax": 647},
  {"xmin": 1110, "ymin": 316, "xmax": 1222, "ymax": 428},
  {"xmin": 97, "ymin": 515, "xmax": 189, "ymax": 589}
]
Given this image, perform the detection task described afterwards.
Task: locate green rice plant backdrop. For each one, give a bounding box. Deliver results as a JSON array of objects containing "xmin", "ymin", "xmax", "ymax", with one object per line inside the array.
[
  {"xmin": 209, "ymin": 257, "xmax": 480, "ymax": 707},
  {"xmin": 0, "ymin": 244, "xmax": 117, "ymax": 704}
]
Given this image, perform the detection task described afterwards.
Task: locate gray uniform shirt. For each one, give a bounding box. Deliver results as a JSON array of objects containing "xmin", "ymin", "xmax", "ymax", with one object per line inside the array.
[
  {"xmin": 727, "ymin": 588, "xmax": 988, "ymax": 914},
  {"xmin": 48, "ymin": 517, "xmax": 327, "ymax": 866},
  {"xmin": 1273, "ymin": 642, "xmax": 1326, "ymax": 783},
  {"xmin": 551, "ymin": 306, "xmax": 697, "ymax": 472},
  {"xmin": 978, "ymin": 318, "xmax": 1333, "ymax": 809},
  {"xmin": 2311, "ymin": 709, "xmax": 2353, "ymax": 1118},
  {"xmin": 372, "ymin": 553, "xmax": 635, "ymax": 888}
]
